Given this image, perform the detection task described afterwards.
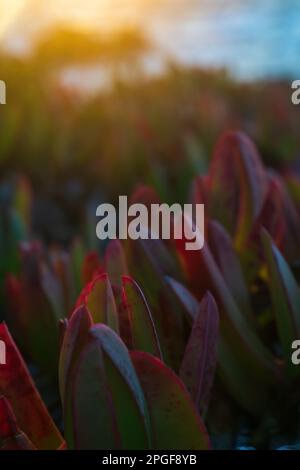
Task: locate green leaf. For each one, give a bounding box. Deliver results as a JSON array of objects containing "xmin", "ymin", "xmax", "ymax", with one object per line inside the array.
[
  {"xmin": 180, "ymin": 292, "xmax": 219, "ymax": 414},
  {"xmin": 121, "ymin": 275, "xmax": 162, "ymax": 358},
  {"xmin": 131, "ymin": 351, "xmax": 211, "ymax": 450},
  {"xmin": 59, "ymin": 305, "xmax": 92, "ymax": 403},
  {"xmin": 208, "ymin": 131, "xmax": 267, "ymax": 251},
  {"xmin": 127, "ymin": 237, "xmax": 186, "ymax": 370},
  {"xmin": 70, "ymin": 324, "xmax": 151, "ymax": 449},
  {"xmin": 71, "ymin": 339, "xmax": 120, "ymax": 449},
  {"xmin": 4, "ymin": 243, "xmax": 64, "ymax": 375},
  {"xmin": 262, "ymin": 229, "xmax": 300, "ymax": 377},
  {"xmin": 175, "ymin": 219, "xmax": 279, "ymax": 414},
  {"xmin": 59, "ymin": 305, "xmax": 92, "ymax": 448},
  {"xmin": 105, "ymin": 240, "xmax": 129, "ymax": 288},
  {"xmin": 77, "ymin": 273, "xmax": 119, "ymax": 332},
  {"xmin": 81, "ymin": 251, "xmax": 102, "ymax": 285},
  {"xmin": 165, "ymin": 276, "xmax": 199, "ymax": 322},
  {"xmin": 208, "ymin": 220, "xmax": 253, "ymax": 323}
]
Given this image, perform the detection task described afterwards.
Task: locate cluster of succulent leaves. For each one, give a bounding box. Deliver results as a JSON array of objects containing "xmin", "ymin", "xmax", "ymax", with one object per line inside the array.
[{"xmin": 1, "ymin": 131, "xmax": 300, "ymax": 450}]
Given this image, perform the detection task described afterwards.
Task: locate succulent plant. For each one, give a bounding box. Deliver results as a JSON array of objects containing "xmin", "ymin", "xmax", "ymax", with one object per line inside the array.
[{"xmin": 2, "ymin": 131, "xmax": 300, "ymax": 449}]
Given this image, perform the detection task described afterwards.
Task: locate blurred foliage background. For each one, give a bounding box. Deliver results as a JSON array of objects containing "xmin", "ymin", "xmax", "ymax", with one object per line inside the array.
[
  {"xmin": 2, "ymin": 4, "xmax": 300, "ymax": 450},
  {"xmin": 0, "ymin": 26, "xmax": 300, "ymax": 245}
]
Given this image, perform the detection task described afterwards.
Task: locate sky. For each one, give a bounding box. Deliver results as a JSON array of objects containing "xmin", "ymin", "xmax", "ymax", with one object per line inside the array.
[{"xmin": 0, "ymin": 0, "xmax": 299, "ymax": 80}]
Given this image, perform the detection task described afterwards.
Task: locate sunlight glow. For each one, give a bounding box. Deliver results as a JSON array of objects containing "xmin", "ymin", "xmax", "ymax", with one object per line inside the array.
[
  {"xmin": 0, "ymin": 0, "xmax": 163, "ymax": 38},
  {"xmin": 0, "ymin": 0, "xmax": 26, "ymax": 36}
]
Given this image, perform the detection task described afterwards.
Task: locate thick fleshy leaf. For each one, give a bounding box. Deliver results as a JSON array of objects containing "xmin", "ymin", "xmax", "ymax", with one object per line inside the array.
[
  {"xmin": 175, "ymin": 217, "xmax": 279, "ymax": 414},
  {"xmin": 71, "ymin": 339, "xmax": 120, "ymax": 449},
  {"xmin": 250, "ymin": 173, "xmax": 286, "ymax": 253},
  {"xmin": 262, "ymin": 230, "xmax": 300, "ymax": 377},
  {"xmin": 131, "ymin": 351, "xmax": 211, "ymax": 450},
  {"xmin": 276, "ymin": 176, "xmax": 300, "ymax": 262},
  {"xmin": 180, "ymin": 292, "xmax": 219, "ymax": 414},
  {"xmin": 70, "ymin": 325, "xmax": 151, "ymax": 449},
  {"xmin": 59, "ymin": 306, "xmax": 93, "ymax": 449},
  {"xmin": 105, "ymin": 240, "xmax": 129, "ymax": 288},
  {"xmin": 0, "ymin": 395, "xmax": 18, "ymax": 440},
  {"xmin": 81, "ymin": 251, "xmax": 102, "ymax": 285},
  {"xmin": 177, "ymin": 217, "xmax": 276, "ymax": 375},
  {"xmin": 0, "ymin": 396, "xmax": 36, "ymax": 450},
  {"xmin": 208, "ymin": 131, "xmax": 267, "ymax": 250},
  {"xmin": 4, "ymin": 243, "xmax": 63, "ymax": 374},
  {"xmin": 165, "ymin": 276, "xmax": 199, "ymax": 322},
  {"xmin": 217, "ymin": 336, "xmax": 270, "ymax": 415},
  {"xmin": 126, "ymin": 230, "xmax": 181, "ymax": 291},
  {"xmin": 127, "ymin": 236, "xmax": 187, "ymax": 370},
  {"xmin": 58, "ymin": 318, "xmax": 68, "ymax": 349},
  {"xmin": 121, "ymin": 275, "xmax": 162, "ymax": 358},
  {"xmin": 208, "ymin": 220, "xmax": 253, "ymax": 323},
  {"xmin": 249, "ymin": 172, "xmax": 300, "ymax": 270},
  {"xmin": 59, "ymin": 305, "xmax": 93, "ymax": 403},
  {"xmin": 91, "ymin": 325, "xmax": 150, "ymax": 431},
  {"xmin": 0, "ymin": 323, "xmax": 63, "ymax": 450},
  {"xmin": 76, "ymin": 273, "xmax": 119, "ymax": 332}
]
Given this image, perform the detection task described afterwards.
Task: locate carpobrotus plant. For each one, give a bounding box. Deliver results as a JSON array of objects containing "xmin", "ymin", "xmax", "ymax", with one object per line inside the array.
[{"xmin": 1, "ymin": 131, "xmax": 300, "ymax": 450}]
